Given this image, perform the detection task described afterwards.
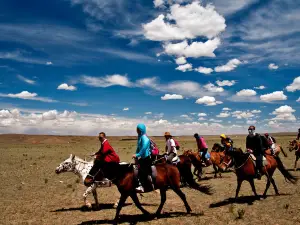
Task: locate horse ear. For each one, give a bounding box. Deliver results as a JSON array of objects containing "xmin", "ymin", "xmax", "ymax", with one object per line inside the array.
[{"xmin": 71, "ymin": 154, "xmax": 75, "ymax": 161}]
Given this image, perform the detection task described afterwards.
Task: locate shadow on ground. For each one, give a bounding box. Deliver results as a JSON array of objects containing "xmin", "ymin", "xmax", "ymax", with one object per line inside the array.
[{"xmin": 78, "ymin": 212, "xmax": 203, "ymax": 225}]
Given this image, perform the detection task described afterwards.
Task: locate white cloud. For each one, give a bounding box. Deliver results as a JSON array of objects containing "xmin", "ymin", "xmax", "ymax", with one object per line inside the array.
[
  {"xmin": 17, "ymin": 75, "xmax": 36, "ymax": 85},
  {"xmin": 77, "ymin": 74, "xmax": 132, "ymax": 87},
  {"xmin": 260, "ymin": 91, "xmax": 287, "ymax": 102},
  {"xmin": 251, "ymin": 110, "xmax": 261, "ymax": 114},
  {"xmin": 194, "ymin": 66, "xmax": 213, "ymax": 75},
  {"xmin": 46, "ymin": 61, "xmax": 53, "ymax": 65},
  {"xmin": 175, "ymin": 57, "xmax": 187, "ymax": 65},
  {"xmin": 209, "ymin": 119, "xmax": 222, "ymax": 123},
  {"xmin": 145, "ymin": 112, "xmax": 152, "ymax": 115},
  {"xmin": 161, "ymin": 94, "xmax": 184, "ymax": 100},
  {"xmin": 268, "ymin": 63, "xmax": 279, "ymax": 70},
  {"xmin": 236, "ymin": 89, "xmax": 257, "ymax": 97},
  {"xmin": 175, "ymin": 63, "xmax": 192, "ymax": 72},
  {"xmin": 163, "ymin": 38, "xmax": 221, "ymax": 58},
  {"xmin": 246, "ymin": 120, "xmax": 257, "ymax": 125},
  {"xmin": 153, "ymin": 0, "xmax": 164, "ymax": 8},
  {"xmin": 222, "ymin": 107, "xmax": 231, "ymax": 111},
  {"xmin": 42, "ymin": 110, "xmax": 58, "ymax": 120},
  {"xmin": 123, "ymin": 108, "xmax": 129, "ymax": 111},
  {"xmin": 216, "ymin": 112, "xmax": 230, "ymax": 118},
  {"xmin": 297, "ymin": 98, "xmax": 300, "ymax": 102},
  {"xmin": 198, "ymin": 117, "xmax": 206, "ymax": 121},
  {"xmin": 215, "ymin": 59, "xmax": 242, "ymax": 72},
  {"xmin": 180, "ymin": 114, "xmax": 192, "ymax": 120},
  {"xmin": 198, "ymin": 113, "xmax": 207, "ymax": 117},
  {"xmin": 57, "ymin": 83, "xmax": 77, "ymax": 91},
  {"xmin": 0, "ymin": 91, "xmax": 57, "ymax": 103},
  {"xmin": 271, "ymin": 105, "xmax": 296, "ymax": 121},
  {"xmin": 232, "ymin": 111, "xmax": 254, "ymax": 119},
  {"xmin": 143, "ymin": 2, "xmax": 226, "ymax": 41},
  {"xmin": 254, "ymin": 85, "xmax": 266, "ymax": 90},
  {"xmin": 204, "ymin": 83, "xmax": 224, "ymax": 93},
  {"xmin": 286, "ymin": 76, "xmax": 300, "ymax": 92},
  {"xmin": 216, "ymin": 80, "xmax": 236, "ymax": 87},
  {"xmin": 195, "ymin": 96, "xmax": 222, "ymax": 106}
]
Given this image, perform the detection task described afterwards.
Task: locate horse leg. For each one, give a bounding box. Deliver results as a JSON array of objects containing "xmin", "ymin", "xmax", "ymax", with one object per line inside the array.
[
  {"xmin": 114, "ymin": 193, "xmax": 128, "ymax": 221},
  {"xmin": 113, "ymin": 198, "xmax": 120, "ymax": 209},
  {"xmin": 172, "ymin": 187, "xmax": 192, "ymax": 213},
  {"xmin": 262, "ymin": 179, "xmax": 271, "ymax": 198},
  {"xmin": 235, "ymin": 179, "xmax": 243, "ymax": 201},
  {"xmin": 92, "ymin": 185, "xmax": 99, "ymax": 209},
  {"xmin": 213, "ymin": 164, "xmax": 217, "ymax": 178},
  {"xmin": 270, "ymin": 177, "xmax": 280, "ymax": 196},
  {"xmin": 248, "ymin": 179, "xmax": 259, "ymax": 198},
  {"xmin": 83, "ymin": 185, "xmax": 94, "ymax": 209},
  {"xmin": 294, "ymin": 156, "xmax": 299, "ymax": 171},
  {"xmin": 155, "ymin": 188, "xmax": 167, "ymax": 216},
  {"xmin": 130, "ymin": 192, "xmax": 150, "ymax": 215}
]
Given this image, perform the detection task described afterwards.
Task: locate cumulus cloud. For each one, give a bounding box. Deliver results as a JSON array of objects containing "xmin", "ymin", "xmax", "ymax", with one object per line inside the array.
[
  {"xmin": 195, "ymin": 96, "xmax": 222, "ymax": 106},
  {"xmin": 175, "ymin": 57, "xmax": 187, "ymax": 65},
  {"xmin": 251, "ymin": 110, "xmax": 261, "ymax": 114},
  {"xmin": 175, "ymin": 63, "xmax": 192, "ymax": 72},
  {"xmin": 254, "ymin": 85, "xmax": 266, "ymax": 90},
  {"xmin": 163, "ymin": 38, "xmax": 220, "ymax": 58},
  {"xmin": 260, "ymin": 91, "xmax": 287, "ymax": 102},
  {"xmin": 145, "ymin": 112, "xmax": 152, "ymax": 115},
  {"xmin": 77, "ymin": 74, "xmax": 132, "ymax": 88},
  {"xmin": 123, "ymin": 108, "xmax": 129, "ymax": 111},
  {"xmin": 236, "ymin": 89, "xmax": 257, "ymax": 97},
  {"xmin": 222, "ymin": 107, "xmax": 231, "ymax": 111},
  {"xmin": 194, "ymin": 66, "xmax": 213, "ymax": 74},
  {"xmin": 57, "ymin": 83, "xmax": 77, "ymax": 91},
  {"xmin": 271, "ymin": 105, "xmax": 296, "ymax": 121},
  {"xmin": 268, "ymin": 63, "xmax": 279, "ymax": 70},
  {"xmin": 204, "ymin": 83, "xmax": 224, "ymax": 93},
  {"xmin": 297, "ymin": 98, "xmax": 300, "ymax": 103},
  {"xmin": 0, "ymin": 91, "xmax": 57, "ymax": 103},
  {"xmin": 216, "ymin": 80, "xmax": 236, "ymax": 87},
  {"xmin": 143, "ymin": 2, "xmax": 226, "ymax": 41},
  {"xmin": 198, "ymin": 113, "xmax": 207, "ymax": 117},
  {"xmin": 161, "ymin": 94, "xmax": 184, "ymax": 100},
  {"xmin": 17, "ymin": 75, "xmax": 36, "ymax": 85},
  {"xmin": 232, "ymin": 110, "xmax": 254, "ymax": 119},
  {"xmin": 286, "ymin": 76, "xmax": 300, "ymax": 92},
  {"xmin": 46, "ymin": 61, "xmax": 53, "ymax": 65},
  {"xmin": 216, "ymin": 112, "xmax": 230, "ymax": 118},
  {"xmin": 153, "ymin": 0, "xmax": 164, "ymax": 8},
  {"xmin": 215, "ymin": 59, "xmax": 242, "ymax": 72}
]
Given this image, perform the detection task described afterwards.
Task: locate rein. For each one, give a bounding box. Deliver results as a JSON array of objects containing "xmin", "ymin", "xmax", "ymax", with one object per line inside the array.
[{"xmin": 234, "ymin": 154, "xmax": 251, "ymax": 170}]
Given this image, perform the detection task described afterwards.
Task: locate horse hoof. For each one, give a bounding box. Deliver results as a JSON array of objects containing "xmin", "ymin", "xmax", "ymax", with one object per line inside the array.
[
  {"xmin": 86, "ymin": 203, "xmax": 92, "ymax": 209},
  {"xmin": 262, "ymin": 195, "xmax": 267, "ymax": 199},
  {"xmin": 276, "ymin": 193, "xmax": 280, "ymax": 196}
]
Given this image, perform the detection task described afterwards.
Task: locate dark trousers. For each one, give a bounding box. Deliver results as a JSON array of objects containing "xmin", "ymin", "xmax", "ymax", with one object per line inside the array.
[
  {"xmin": 254, "ymin": 154, "xmax": 263, "ymax": 172},
  {"xmin": 138, "ymin": 157, "xmax": 152, "ymax": 185}
]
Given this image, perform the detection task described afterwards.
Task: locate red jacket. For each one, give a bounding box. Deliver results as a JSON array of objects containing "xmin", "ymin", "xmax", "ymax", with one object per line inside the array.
[{"xmin": 95, "ymin": 139, "xmax": 120, "ymax": 163}]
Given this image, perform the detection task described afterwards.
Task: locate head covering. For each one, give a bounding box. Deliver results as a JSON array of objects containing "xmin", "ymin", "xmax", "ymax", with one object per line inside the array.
[
  {"xmin": 264, "ymin": 133, "xmax": 269, "ymax": 137},
  {"xmin": 164, "ymin": 131, "xmax": 171, "ymax": 137},
  {"xmin": 220, "ymin": 134, "xmax": 226, "ymax": 139},
  {"xmin": 248, "ymin": 125, "xmax": 256, "ymax": 130},
  {"xmin": 194, "ymin": 133, "xmax": 199, "ymax": 138},
  {"xmin": 137, "ymin": 123, "xmax": 146, "ymax": 136}
]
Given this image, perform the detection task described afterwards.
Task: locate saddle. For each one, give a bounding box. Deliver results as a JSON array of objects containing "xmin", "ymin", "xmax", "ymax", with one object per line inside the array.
[
  {"xmin": 249, "ymin": 154, "xmax": 268, "ymax": 167},
  {"xmin": 134, "ymin": 165, "xmax": 157, "ymax": 192},
  {"xmin": 170, "ymin": 155, "xmax": 180, "ymax": 165}
]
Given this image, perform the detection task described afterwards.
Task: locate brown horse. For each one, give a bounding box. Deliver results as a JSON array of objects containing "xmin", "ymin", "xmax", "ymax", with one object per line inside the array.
[
  {"xmin": 92, "ymin": 161, "xmax": 212, "ymax": 222},
  {"xmin": 222, "ymin": 148, "xmax": 297, "ymax": 200},
  {"xmin": 289, "ymin": 140, "xmax": 300, "ymax": 171},
  {"xmin": 211, "ymin": 143, "xmax": 226, "ymax": 178},
  {"xmin": 265, "ymin": 145, "xmax": 288, "ymax": 157}
]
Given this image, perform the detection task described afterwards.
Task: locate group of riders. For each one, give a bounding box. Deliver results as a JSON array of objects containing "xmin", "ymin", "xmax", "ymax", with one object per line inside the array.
[{"xmin": 84, "ymin": 124, "xmax": 300, "ymax": 193}]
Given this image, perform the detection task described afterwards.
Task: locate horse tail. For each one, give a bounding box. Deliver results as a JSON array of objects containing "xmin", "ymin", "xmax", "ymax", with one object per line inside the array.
[
  {"xmin": 280, "ymin": 146, "xmax": 288, "ymax": 157},
  {"xmin": 275, "ymin": 156, "xmax": 297, "ymax": 184},
  {"xmin": 179, "ymin": 164, "xmax": 213, "ymax": 195}
]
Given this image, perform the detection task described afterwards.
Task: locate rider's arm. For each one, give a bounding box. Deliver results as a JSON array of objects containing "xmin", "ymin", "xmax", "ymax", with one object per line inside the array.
[{"xmin": 170, "ymin": 139, "xmax": 176, "ymax": 152}]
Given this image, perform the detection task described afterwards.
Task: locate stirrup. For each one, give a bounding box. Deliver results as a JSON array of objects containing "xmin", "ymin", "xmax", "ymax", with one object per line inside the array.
[{"xmin": 135, "ymin": 186, "xmax": 144, "ymax": 193}]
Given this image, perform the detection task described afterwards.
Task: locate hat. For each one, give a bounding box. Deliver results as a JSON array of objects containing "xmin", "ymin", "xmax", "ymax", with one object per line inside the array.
[
  {"xmin": 164, "ymin": 132, "xmax": 171, "ymax": 136},
  {"xmin": 248, "ymin": 125, "xmax": 256, "ymax": 130},
  {"xmin": 220, "ymin": 134, "xmax": 226, "ymax": 139},
  {"xmin": 264, "ymin": 133, "xmax": 269, "ymax": 136}
]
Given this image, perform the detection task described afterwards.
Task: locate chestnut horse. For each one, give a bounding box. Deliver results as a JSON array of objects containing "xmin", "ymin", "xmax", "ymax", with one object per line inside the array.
[
  {"xmin": 221, "ymin": 148, "xmax": 297, "ymax": 200},
  {"xmin": 94, "ymin": 161, "xmax": 212, "ymax": 221},
  {"xmin": 211, "ymin": 143, "xmax": 226, "ymax": 178},
  {"xmin": 289, "ymin": 140, "xmax": 300, "ymax": 171}
]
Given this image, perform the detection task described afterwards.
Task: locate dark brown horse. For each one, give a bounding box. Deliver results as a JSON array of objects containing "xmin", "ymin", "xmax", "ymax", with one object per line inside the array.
[
  {"xmin": 222, "ymin": 148, "xmax": 297, "ymax": 200},
  {"xmin": 289, "ymin": 140, "xmax": 300, "ymax": 171},
  {"xmin": 88, "ymin": 161, "xmax": 212, "ymax": 221}
]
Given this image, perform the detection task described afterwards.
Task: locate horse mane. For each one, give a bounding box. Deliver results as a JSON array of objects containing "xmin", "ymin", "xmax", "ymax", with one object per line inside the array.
[{"xmin": 74, "ymin": 156, "xmax": 93, "ymax": 164}]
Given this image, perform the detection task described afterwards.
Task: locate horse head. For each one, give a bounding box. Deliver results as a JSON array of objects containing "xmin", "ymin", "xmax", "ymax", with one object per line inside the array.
[{"xmin": 55, "ymin": 154, "xmax": 76, "ymax": 174}]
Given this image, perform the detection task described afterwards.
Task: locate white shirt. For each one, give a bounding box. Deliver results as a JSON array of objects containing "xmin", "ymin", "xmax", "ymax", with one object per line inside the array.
[{"xmin": 166, "ymin": 138, "xmax": 177, "ymax": 154}]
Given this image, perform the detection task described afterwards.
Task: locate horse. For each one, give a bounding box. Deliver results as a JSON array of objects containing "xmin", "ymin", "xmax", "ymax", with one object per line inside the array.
[
  {"xmin": 289, "ymin": 140, "xmax": 300, "ymax": 171},
  {"xmin": 265, "ymin": 144, "xmax": 288, "ymax": 157},
  {"xmin": 183, "ymin": 149, "xmax": 212, "ymax": 180},
  {"xmin": 97, "ymin": 160, "xmax": 212, "ymax": 222},
  {"xmin": 55, "ymin": 154, "xmax": 120, "ymax": 209},
  {"xmin": 210, "ymin": 143, "xmax": 226, "ymax": 178},
  {"xmin": 221, "ymin": 148, "xmax": 297, "ymax": 200}
]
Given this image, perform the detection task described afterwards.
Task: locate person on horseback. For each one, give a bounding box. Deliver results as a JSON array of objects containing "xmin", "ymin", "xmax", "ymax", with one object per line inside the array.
[
  {"xmin": 85, "ymin": 132, "xmax": 120, "ymax": 184},
  {"xmin": 133, "ymin": 123, "xmax": 152, "ymax": 193},
  {"xmin": 264, "ymin": 133, "xmax": 276, "ymax": 155},
  {"xmin": 246, "ymin": 125, "xmax": 264, "ymax": 180},
  {"xmin": 194, "ymin": 133, "xmax": 209, "ymax": 165},
  {"xmin": 220, "ymin": 134, "xmax": 233, "ymax": 152},
  {"xmin": 297, "ymin": 128, "xmax": 300, "ymax": 140},
  {"xmin": 164, "ymin": 132, "xmax": 178, "ymax": 164}
]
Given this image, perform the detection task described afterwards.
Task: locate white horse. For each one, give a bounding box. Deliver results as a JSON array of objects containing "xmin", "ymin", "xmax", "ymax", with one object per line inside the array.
[{"xmin": 55, "ymin": 154, "xmax": 120, "ymax": 209}]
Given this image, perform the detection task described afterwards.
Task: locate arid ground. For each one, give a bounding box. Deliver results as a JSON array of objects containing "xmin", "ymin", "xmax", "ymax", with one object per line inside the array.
[{"xmin": 1, "ymin": 134, "xmax": 300, "ymax": 225}]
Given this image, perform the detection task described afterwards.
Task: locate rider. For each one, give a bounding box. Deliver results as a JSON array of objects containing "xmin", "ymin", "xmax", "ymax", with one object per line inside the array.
[
  {"xmin": 220, "ymin": 134, "xmax": 233, "ymax": 152},
  {"xmin": 246, "ymin": 126, "xmax": 264, "ymax": 180},
  {"xmin": 133, "ymin": 123, "xmax": 152, "ymax": 193},
  {"xmin": 164, "ymin": 132, "xmax": 178, "ymax": 164},
  {"xmin": 264, "ymin": 133, "xmax": 276, "ymax": 155},
  {"xmin": 194, "ymin": 133, "xmax": 209, "ymax": 165},
  {"xmin": 297, "ymin": 128, "xmax": 300, "ymax": 140},
  {"xmin": 85, "ymin": 132, "xmax": 120, "ymax": 185}
]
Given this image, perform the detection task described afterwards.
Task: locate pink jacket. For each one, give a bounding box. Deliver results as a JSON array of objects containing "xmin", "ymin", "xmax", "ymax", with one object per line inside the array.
[{"xmin": 196, "ymin": 137, "xmax": 208, "ymax": 150}]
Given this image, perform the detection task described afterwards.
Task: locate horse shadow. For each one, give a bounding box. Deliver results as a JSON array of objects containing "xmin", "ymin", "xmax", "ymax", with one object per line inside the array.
[
  {"xmin": 78, "ymin": 212, "xmax": 203, "ymax": 225},
  {"xmin": 287, "ymin": 168, "xmax": 300, "ymax": 171},
  {"xmin": 210, "ymin": 193, "xmax": 292, "ymax": 208}
]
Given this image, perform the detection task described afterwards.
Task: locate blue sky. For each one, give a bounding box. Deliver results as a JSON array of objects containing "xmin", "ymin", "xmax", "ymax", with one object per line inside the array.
[{"xmin": 0, "ymin": 0, "xmax": 300, "ymax": 136}]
